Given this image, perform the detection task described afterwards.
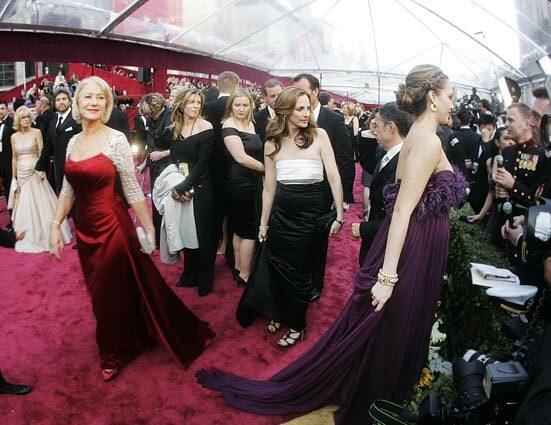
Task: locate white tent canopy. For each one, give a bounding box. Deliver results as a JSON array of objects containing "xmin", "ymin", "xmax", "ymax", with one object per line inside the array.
[{"xmin": 1, "ymin": 0, "xmax": 549, "ymax": 103}]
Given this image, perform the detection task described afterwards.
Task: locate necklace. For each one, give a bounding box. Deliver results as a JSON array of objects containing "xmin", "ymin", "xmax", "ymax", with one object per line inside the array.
[{"xmin": 182, "ymin": 119, "xmax": 196, "ymax": 139}]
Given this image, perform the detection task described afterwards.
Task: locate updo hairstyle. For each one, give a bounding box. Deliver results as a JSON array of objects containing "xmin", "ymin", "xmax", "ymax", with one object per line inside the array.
[{"xmin": 396, "ymin": 65, "xmax": 448, "ymax": 116}]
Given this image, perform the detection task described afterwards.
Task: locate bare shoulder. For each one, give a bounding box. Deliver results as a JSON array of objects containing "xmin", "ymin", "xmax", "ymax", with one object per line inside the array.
[
  {"xmin": 408, "ymin": 128, "xmax": 441, "ymax": 154},
  {"xmin": 264, "ymin": 140, "xmax": 276, "ymax": 157},
  {"xmin": 196, "ymin": 118, "xmax": 213, "ymax": 131},
  {"xmin": 316, "ymin": 127, "xmax": 330, "ymax": 145},
  {"xmin": 222, "ymin": 117, "xmax": 236, "ymax": 128},
  {"xmin": 316, "ymin": 127, "xmax": 329, "ymax": 139},
  {"xmin": 32, "ymin": 127, "xmax": 42, "ymax": 136}
]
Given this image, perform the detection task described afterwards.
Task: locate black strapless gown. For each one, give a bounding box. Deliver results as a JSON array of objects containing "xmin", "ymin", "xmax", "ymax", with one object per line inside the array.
[{"xmin": 236, "ymin": 181, "xmax": 327, "ymax": 331}]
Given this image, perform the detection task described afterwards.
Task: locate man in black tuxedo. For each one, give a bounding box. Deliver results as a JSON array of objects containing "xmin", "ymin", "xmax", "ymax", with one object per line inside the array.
[
  {"xmin": 204, "ymin": 71, "xmax": 240, "ymax": 258},
  {"xmin": 351, "ymin": 103, "xmax": 412, "ymax": 266},
  {"xmin": 34, "ymin": 97, "xmax": 55, "ymax": 142},
  {"xmin": 0, "ymin": 101, "xmax": 15, "ymax": 219},
  {"xmin": 106, "ymin": 100, "xmax": 131, "ymax": 141},
  {"xmin": 293, "ymin": 73, "xmax": 355, "ymax": 300},
  {"xmin": 448, "ymin": 107, "xmax": 483, "ymax": 190},
  {"xmin": 133, "ymin": 107, "xmax": 150, "ymax": 159},
  {"xmin": 139, "ymin": 93, "xmax": 173, "ymax": 245},
  {"xmin": 254, "ymin": 79, "xmax": 283, "ymax": 144},
  {"xmin": 35, "ymin": 88, "xmax": 82, "ymax": 194}
]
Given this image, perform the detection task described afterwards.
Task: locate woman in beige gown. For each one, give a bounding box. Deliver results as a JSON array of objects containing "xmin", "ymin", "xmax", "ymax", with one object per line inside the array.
[{"xmin": 8, "ymin": 106, "xmax": 71, "ymax": 253}]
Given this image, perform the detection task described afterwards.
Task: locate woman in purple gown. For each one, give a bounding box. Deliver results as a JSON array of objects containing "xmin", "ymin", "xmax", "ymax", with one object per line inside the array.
[{"xmin": 197, "ymin": 65, "xmax": 468, "ymax": 424}]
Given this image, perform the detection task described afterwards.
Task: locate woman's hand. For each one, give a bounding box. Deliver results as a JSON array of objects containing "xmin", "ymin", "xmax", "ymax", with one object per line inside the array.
[
  {"xmin": 141, "ymin": 226, "xmax": 156, "ymax": 254},
  {"xmin": 171, "ymin": 188, "xmax": 192, "ymax": 202},
  {"xmin": 467, "ymin": 214, "xmax": 481, "ymax": 223},
  {"xmin": 49, "ymin": 225, "xmax": 66, "ymax": 260},
  {"xmin": 329, "ymin": 220, "xmax": 342, "ymax": 235},
  {"xmin": 149, "ymin": 151, "xmax": 168, "ymax": 162},
  {"xmin": 258, "ymin": 229, "xmax": 267, "ymax": 242},
  {"xmin": 371, "ymin": 282, "xmax": 394, "ymax": 312}
]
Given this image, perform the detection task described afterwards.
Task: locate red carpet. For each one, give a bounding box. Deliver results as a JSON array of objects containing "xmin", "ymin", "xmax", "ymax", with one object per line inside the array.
[{"xmin": 0, "ymin": 166, "xmax": 363, "ymax": 424}]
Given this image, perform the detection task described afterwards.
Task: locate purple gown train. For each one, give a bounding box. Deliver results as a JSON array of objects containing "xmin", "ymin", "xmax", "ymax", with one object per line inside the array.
[{"xmin": 197, "ymin": 169, "xmax": 467, "ymax": 424}]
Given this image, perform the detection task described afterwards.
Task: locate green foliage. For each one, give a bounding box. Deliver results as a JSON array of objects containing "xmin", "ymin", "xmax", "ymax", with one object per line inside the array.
[
  {"xmin": 408, "ymin": 205, "xmax": 514, "ymax": 414},
  {"xmin": 441, "ymin": 206, "xmax": 512, "ymax": 360}
]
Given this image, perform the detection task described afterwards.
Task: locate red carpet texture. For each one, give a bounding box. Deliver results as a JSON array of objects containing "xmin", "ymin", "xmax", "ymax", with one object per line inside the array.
[{"xmin": 0, "ymin": 166, "xmax": 363, "ymax": 424}]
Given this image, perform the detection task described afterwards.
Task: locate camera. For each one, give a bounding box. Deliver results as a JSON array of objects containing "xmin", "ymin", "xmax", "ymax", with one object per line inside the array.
[
  {"xmin": 521, "ymin": 197, "xmax": 551, "ymax": 267},
  {"xmin": 416, "ymin": 286, "xmax": 551, "ymax": 424}
]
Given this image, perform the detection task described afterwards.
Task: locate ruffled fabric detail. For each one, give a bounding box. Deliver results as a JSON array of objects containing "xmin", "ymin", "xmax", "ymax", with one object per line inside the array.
[{"xmin": 383, "ymin": 167, "xmax": 468, "ymax": 220}]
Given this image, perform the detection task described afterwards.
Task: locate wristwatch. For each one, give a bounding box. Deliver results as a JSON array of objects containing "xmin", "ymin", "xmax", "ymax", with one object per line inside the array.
[{"xmin": 336, "ymin": 218, "xmax": 345, "ymax": 225}]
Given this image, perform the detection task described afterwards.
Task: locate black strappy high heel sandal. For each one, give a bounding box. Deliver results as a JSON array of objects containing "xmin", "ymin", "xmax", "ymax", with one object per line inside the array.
[
  {"xmin": 277, "ymin": 328, "xmax": 306, "ymax": 348},
  {"xmin": 267, "ymin": 320, "xmax": 281, "ymax": 333}
]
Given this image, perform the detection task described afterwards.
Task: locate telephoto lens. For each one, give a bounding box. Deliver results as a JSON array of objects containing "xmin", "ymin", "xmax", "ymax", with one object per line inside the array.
[{"xmin": 452, "ymin": 358, "xmax": 488, "ymax": 412}]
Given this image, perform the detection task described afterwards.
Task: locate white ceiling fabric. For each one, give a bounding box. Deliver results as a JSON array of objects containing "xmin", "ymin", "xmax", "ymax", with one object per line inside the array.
[{"xmin": 1, "ymin": 0, "xmax": 549, "ymax": 102}]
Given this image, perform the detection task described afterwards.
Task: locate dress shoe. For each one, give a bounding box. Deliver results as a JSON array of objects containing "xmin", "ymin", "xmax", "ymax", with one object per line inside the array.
[
  {"xmin": 309, "ymin": 289, "xmax": 321, "ymax": 302},
  {"xmin": 176, "ymin": 272, "xmax": 197, "ymax": 288},
  {"xmin": 0, "ymin": 382, "xmax": 32, "ymax": 395}
]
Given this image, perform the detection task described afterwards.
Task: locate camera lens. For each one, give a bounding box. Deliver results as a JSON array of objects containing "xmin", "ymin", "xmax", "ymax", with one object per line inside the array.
[{"xmin": 453, "ymin": 358, "xmax": 488, "ymax": 411}]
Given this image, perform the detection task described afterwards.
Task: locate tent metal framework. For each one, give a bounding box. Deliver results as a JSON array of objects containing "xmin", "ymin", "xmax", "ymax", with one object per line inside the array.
[{"xmin": 0, "ymin": 0, "xmax": 549, "ymax": 103}]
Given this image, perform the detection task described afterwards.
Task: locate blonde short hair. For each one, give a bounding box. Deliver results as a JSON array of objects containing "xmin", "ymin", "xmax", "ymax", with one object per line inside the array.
[
  {"xmin": 72, "ymin": 76, "xmax": 114, "ymax": 124},
  {"xmin": 13, "ymin": 105, "xmax": 31, "ymax": 131}
]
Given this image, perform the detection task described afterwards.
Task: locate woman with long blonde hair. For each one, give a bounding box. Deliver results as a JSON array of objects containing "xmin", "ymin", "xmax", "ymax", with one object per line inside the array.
[
  {"xmin": 9, "ymin": 105, "xmax": 71, "ymax": 252},
  {"xmin": 168, "ymin": 88, "xmax": 217, "ymax": 296},
  {"xmin": 49, "ymin": 76, "xmax": 214, "ymax": 382},
  {"xmin": 222, "ymin": 89, "xmax": 264, "ymax": 286}
]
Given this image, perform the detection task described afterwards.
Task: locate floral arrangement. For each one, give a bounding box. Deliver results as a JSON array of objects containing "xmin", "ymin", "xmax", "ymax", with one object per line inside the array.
[{"xmin": 408, "ymin": 316, "xmax": 454, "ymax": 415}]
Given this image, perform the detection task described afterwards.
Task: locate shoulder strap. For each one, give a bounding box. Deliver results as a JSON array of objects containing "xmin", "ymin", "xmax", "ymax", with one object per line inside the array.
[{"xmin": 222, "ymin": 127, "xmax": 241, "ymax": 138}]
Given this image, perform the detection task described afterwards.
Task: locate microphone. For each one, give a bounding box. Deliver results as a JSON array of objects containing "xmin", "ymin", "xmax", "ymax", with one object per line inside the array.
[
  {"xmin": 503, "ymin": 200, "xmax": 514, "ymax": 227},
  {"xmin": 495, "ymin": 155, "xmax": 504, "ymax": 168}
]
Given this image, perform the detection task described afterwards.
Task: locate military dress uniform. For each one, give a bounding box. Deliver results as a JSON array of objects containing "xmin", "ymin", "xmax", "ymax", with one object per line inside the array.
[{"xmin": 502, "ymin": 139, "xmax": 547, "ymax": 211}]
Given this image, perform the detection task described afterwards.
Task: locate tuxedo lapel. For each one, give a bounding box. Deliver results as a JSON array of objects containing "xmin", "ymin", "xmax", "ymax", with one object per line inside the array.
[{"xmin": 56, "ymin": 115, "xmax": 74, "ymax": 135}]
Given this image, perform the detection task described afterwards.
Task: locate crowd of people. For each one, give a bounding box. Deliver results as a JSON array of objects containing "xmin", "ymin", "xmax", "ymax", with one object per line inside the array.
[{"xmin": 1, "ymin": 62, "xmax": 550, "ymax": 425}]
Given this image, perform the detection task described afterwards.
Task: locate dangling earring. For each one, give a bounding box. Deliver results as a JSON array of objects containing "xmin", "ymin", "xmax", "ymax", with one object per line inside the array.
[{"xmin": 430, "ymin": 103, "xmax": 439, "ymax": 113}]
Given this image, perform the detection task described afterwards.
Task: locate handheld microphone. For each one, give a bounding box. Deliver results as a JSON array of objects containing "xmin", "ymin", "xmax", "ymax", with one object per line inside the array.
[
  {"xmin": 495, "ymin": 155, "xmax": 504, "ymax": 169},
  {"xmin": 503, "ymin": 200, "xmax": 514, "ymax": 227}
]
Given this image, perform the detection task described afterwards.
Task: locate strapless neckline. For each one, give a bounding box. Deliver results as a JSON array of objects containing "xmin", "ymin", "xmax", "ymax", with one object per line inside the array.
[{"xmin": 384, "ymin": 166, "xmax": 467, "ymax": 220}]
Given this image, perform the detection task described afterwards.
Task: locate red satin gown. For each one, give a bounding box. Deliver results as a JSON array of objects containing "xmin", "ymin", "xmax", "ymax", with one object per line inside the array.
[{"xmin": 62, "ymin": 130, "xmax": 215, "ymax": 371}]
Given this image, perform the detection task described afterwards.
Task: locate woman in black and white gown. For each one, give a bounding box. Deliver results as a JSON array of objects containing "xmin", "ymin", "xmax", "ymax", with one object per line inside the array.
[{"xmin": 236, "ymin": 87, "xmax": 344, "ymax": 348}]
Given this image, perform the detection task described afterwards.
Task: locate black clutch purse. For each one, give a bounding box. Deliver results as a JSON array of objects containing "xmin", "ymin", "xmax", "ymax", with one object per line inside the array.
[{"xmin": 316, "ymin": 210, "xmax": 337, "ymax": 234}]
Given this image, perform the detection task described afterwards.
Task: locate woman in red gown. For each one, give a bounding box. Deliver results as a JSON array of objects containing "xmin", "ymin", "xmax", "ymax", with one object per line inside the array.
[{"xmin": 49, "ymin": 76, "xmax": 214, "ymax": 381}]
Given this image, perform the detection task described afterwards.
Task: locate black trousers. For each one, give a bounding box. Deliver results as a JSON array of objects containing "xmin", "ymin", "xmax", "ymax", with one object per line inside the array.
[
  {"xmin": 182, "ymin": 179, "xmax": 217, "ymax": 293},
  {"xmin": 1, "ymin": 163, "xmax": 12, "ymax": 210}
]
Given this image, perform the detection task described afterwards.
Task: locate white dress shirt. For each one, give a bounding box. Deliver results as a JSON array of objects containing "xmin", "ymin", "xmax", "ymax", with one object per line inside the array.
[
  {"xmin": 267, "ymin": 106, "xmax": 275, "ymax": 118},
  {"xmin": 0, "ymin": 118, "xmax": 5, "ymax": 152},
  {"xmin": 379, "ymin": 142, "xmax": 403, "ymax": 172},
  {"xmin": 312, "ymin": 102, "xmax": 321, "ymax": 122},
  {"xmin": 56, "ymin": 108, "xmax": 72, "ymax": 128}
]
